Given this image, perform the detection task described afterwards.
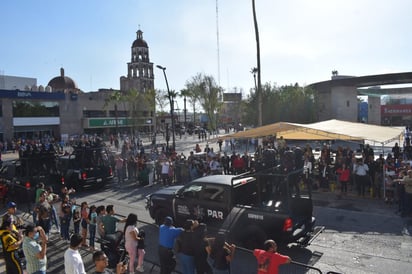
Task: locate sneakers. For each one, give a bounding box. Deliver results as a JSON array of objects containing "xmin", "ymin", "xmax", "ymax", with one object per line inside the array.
[{"xmin": 136, "ymin": 266, "xmax": 144, "ymax": 272}]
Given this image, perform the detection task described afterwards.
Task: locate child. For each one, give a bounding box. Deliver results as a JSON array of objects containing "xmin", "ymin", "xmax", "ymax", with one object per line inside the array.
[
  {"xmin": 80, "ymin": 201, "xmax": 89, "ymax": 247},
  {"xmin": 73, "ymin": 208, "xmax": 81, "ymax": 235},
  {"xmin": 136, "ymin": 229, "xmax": 146, "ymax": 273},
  {"xmin": 88, "ymin": 205, "xmax": 97, "ymax": 251}
]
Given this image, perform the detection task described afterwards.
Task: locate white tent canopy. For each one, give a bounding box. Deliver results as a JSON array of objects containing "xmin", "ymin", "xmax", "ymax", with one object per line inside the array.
[
  {"xmin": 302, "ymin": 119, "xmax": 403, "ymax": 145},
  {"xmin": 225, "ymin": 119, "xmax": 403, "ymax": 146}
]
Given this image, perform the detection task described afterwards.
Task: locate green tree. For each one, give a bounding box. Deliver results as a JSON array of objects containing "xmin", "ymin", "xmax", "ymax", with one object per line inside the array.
[
  {"xmin": 104, "ymin": 90, "xmax": 124, "ymax": 135},
  {"xmin": 185, "ymin": 74, "xmax": 202, "ymax": 124},
  {"xmin": 185, "ymin": 73, "xmax": 222, "ymax": 131},
  {"xmin": 243, "ymin": 83, "xmax": 317, "ymax": 125},
  {"xmin": 154, "ymin": 88, "xmax": 169, "ymax": 113}
]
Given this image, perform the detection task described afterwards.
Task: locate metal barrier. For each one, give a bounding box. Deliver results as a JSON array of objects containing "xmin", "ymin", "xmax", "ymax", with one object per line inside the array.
[
  {"xmin": 235, "ymin": 245, "xmax": 323, "ymax": 274},
  {"xmin": 284, "ymin": 260, "xmax": 323, "ymax": 274}
]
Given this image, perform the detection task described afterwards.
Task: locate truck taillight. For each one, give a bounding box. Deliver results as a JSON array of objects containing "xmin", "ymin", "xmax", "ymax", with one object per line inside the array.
[
  {"xmin": 25, "ymin": 182, "xmax": 31, "ymax": 190},
  {"xmin": 61, "ymin": 177, "xmax": 65, "ymax": 184},
  {"xmin": 283, "ymin": 218, "xmax": 293, "ymax": 232},
  {"xmin": 81, "ymin": 172, "xmax": 87, "ymax": 180},
  {"xmin": 109, "ymin": 167, "xmax": 113, "ymax": 176}
]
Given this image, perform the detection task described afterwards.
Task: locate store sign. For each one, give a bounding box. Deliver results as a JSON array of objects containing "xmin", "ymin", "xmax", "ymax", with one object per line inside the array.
[
  {"xmin": 0, "ymin": 89, "xmax": 65, "ymax": 100},
  {"xmin": 88, "ymin": 118, "xmax": 129, "ymax": 127},
  {"xmin": 381, "ymin": 104, "xmax": 412, "ymax": 116}
]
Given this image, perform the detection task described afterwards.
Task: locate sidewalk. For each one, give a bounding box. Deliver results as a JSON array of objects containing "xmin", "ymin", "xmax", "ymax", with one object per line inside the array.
[{"xmin": 311, "ymin": 189, "xmax": 398, "ymax": 216}]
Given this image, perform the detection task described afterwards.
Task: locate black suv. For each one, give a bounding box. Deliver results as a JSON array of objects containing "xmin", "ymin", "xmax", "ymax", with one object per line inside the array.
[{"xmin": 57, "ymin": 142, "xmax": 113, "ymax": 190}]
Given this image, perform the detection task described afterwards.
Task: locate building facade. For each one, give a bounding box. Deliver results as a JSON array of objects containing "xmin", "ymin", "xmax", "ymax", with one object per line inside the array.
[
  {"xmin": 0, "ymin": 28, "xmax": 155, "ymax": 143},
  {"xmin": 310, "ymin": 72, "xmax": 412, "ymax": 126}
]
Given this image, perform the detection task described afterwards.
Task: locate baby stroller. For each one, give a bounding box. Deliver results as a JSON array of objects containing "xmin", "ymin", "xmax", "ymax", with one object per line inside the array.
[{"xmin": 101, "ymin": 231, "xmax": 125, "ymax": 268}]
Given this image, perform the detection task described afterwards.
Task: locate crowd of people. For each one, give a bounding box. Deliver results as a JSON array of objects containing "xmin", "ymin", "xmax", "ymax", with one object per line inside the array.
[
  {"xmin": 157, "ymin": 215, "xmax": 291, "ymax": 274},
  {"xmin": 2, "ymin": 130, "xmax": 412, "ymax": 273},
  {"xmin": 1, "ymin": 196, "xmax": 292, "ymax": 274}
]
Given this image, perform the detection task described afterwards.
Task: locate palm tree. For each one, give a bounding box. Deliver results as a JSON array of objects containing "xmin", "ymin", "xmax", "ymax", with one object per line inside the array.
[
  {"xmin": 104, "ymin": 90, "xmax": 123, "ymax": 135},
  {"xmin": 180, "ymin": 89, "xmax": 191, "ymax": 127},
  {"xmin": 252, "ymin": 0, "xmax": 262, "ymax": 126}
]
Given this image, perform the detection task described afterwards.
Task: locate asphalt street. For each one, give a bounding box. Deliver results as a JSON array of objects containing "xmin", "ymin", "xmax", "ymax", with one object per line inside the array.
[{"xmin": 1, "ymin": 134, "xmax": 412, "ymax": 273}]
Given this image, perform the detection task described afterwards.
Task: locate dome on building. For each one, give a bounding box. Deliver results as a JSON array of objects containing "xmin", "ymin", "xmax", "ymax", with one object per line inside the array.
[
  {"xmin": 48, "ymin": 68, "xmax": 78, "ymax": 91},
  {"xmin": 132, "ymin": 29, "xmax": 148, "ymax": 48}
]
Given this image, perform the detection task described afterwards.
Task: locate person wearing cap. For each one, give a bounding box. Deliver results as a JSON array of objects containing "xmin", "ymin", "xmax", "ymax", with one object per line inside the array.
[
  {"xmin": 158, "ymin": 216, "xmax": 183, "ymax": 274},
  {"xmin": 2, "ymin": 201, "xmax": 20, "ymax": 231},
  {"xmin": 22, "ymin": 225, "xmax": 48, "ymax": 274},
  {"xmin": 0, "ymin": 216, "xmax": 24, "ymax": 274},
  {"xmin": 254, "ymin": 239, "xmax": 291, "ymax": 274}
]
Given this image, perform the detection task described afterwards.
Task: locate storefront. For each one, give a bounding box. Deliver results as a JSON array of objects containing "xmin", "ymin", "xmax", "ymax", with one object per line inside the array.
[{"xmin": 381, "ymin": 104, "xmax": 412, "ymax": 126}]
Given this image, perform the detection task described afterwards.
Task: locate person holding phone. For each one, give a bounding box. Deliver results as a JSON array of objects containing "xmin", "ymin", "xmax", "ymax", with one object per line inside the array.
[{"xmin": 22, "ymin": 225, "xmax": 48, "ymax": 274}]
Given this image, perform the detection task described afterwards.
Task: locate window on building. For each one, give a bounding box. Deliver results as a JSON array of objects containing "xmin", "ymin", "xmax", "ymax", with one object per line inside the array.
[
  {"xmin": 83, "ymin": 110, "xmax": 106, "ymax": 118},
  {"xmin": 13, "ymin": 100, "xmax": 59, "ymax": 117},
  {"xmin": 109, "ymin": 110, "xmax": 128, "ymax": 117},
  {"xmin": 346, "ymin": 100, "xmax": 350, "ymax": 107}
]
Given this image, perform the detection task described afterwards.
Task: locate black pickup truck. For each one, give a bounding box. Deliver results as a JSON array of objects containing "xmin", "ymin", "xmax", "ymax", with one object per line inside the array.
[
  {"xmin": 57, "ymin": 143, "xmax": 114, "ymax": 190},
  {"xmin": 0, "ymin": 151, "xmax": 61, "ymax": 204},
  {"xmin": 146, "ymin": 168, "xmax": 317, "ymax": 248}
]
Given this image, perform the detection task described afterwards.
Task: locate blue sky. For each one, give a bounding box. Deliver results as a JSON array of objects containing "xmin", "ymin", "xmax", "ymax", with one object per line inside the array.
[{"xmin": 1, "ymin": 0, "xmax": 412, "ymax": 96}]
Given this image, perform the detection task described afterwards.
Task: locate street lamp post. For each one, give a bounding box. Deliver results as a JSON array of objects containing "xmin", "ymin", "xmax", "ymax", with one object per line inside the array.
[{"xmin": 156, "ymin": 65, "xmax": 176, "ymax": 150}]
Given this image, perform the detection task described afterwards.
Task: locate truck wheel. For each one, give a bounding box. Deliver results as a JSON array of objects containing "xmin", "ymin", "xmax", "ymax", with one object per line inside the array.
[
  {"xmin": 242, "ymin": 226, "xmax": 267, "ymax": 250},
  {"xmin": 155, "ymin": 208, "xmax": 167, "ymax": 225}
]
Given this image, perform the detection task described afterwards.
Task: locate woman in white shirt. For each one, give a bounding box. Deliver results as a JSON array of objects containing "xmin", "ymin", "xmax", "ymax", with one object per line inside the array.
[{"xmin": 123, "ymin": 213, "xmax": 140, "ymax": 274}]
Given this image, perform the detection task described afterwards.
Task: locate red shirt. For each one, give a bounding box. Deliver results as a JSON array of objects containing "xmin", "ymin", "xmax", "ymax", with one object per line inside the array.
[
  {"xmin": 233, "ymin": 157, "xmax": 245, "ymax": 169},
  {"xmin": 336, "ymin": 168, "xmax": 350, "ymax": 182},
  {"xmin": 254, "ymin": 249, "xmax": 289, "ymax": 274}
]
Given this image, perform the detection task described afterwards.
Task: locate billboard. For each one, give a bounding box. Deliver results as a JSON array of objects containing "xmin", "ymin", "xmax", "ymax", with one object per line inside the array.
[{"xmin": 381, "ymin": 104, "xmax": 412, "ymax": 116}]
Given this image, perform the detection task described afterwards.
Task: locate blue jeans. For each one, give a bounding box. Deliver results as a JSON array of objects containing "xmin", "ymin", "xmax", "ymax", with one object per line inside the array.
[
  {"xmin": 50, "ymin": 206, "xmax": 59, "ymax": 230},
  {"xmin": 89, "ymin": 224, "xmax": 96, "ymax": 248},
  {"xmin": 178, "ymin": 253, "xmax": 195, "ymax": 274},
  {"xmin": 60, "ymin": 216, "xmax": 71, "ymax": 240},
  {"xmin": 74, "ymin": 221, "xmax": 80, "ymax": 234}
]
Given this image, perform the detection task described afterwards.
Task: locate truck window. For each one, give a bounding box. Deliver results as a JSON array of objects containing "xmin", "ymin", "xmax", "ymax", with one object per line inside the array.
[
  {"xmin": 201, "ymin": 185, "xmax": 225, "ymax": 203},
  {"xmin": 181, "ymin": 184, "xmax": 202, "ymax": 199},
  {"xmin": 233, "ymin": 180, "xmax": 258, "ymax": 206}
]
